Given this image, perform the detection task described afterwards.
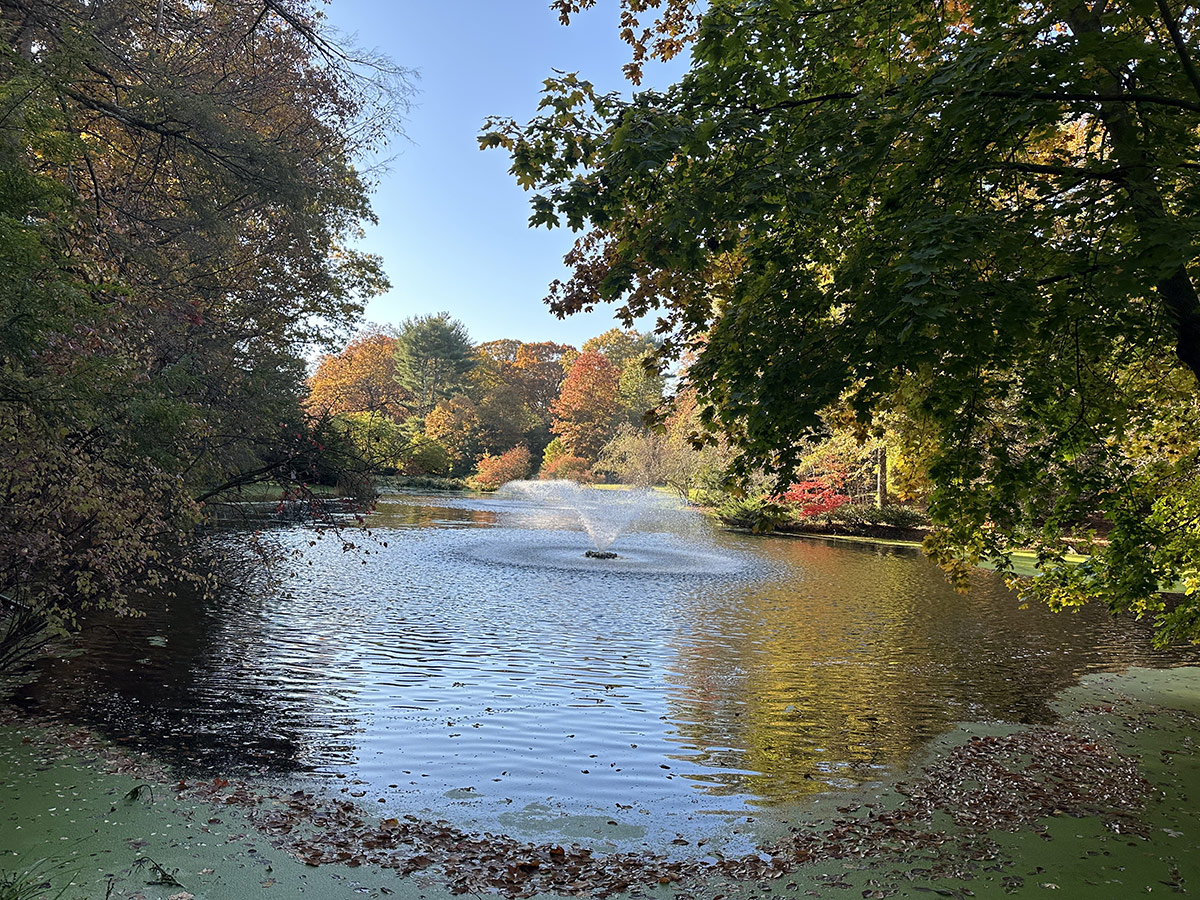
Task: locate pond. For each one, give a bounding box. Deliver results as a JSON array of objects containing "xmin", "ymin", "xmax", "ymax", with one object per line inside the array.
[{"xmin": 9, "ymin": 490, "xmax": 1199, "ymax": 854}]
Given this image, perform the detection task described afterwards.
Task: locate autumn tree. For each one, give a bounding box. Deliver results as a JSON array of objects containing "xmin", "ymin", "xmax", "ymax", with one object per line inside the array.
[
  {"xmin": 581, "ymin": 329, "xmax": 665, "ymax": 425},
  {"xmin": 514, "ymin": 342, "xmax": 576, "ymax": 420},
  {"xmin": 308, "ymin": 330, "xmax": 409, "ymax": 420},
  {"xmin": 424, "ymin": 395, "xmax": 484, "ymax": 475},
  {"xmin": 0, "ymin": 0, "xmax": 407, "ymax": 643},
  {"xmin": 468, "ymin": 339, "xmax": 574, "ymax": 460},
  {"xmin": 550, "ymin": 350, "xmax": 621, "ymax": 462},
  {"xmin": 486, "ymin": 0, "xmax": 1200, "ymax": 643}
]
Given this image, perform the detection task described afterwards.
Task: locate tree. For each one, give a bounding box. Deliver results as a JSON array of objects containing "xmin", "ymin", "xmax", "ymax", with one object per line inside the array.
[
  {"xmin": 424, "ymin": 395, "xmax": 483, "ymax": 476},
  {"xmin": 308, "ymin": 330, "xmax": 409, "ymax": 421},
  {"xmin": 598, "ymin": 424, "xmax": 670, "ymax": 487},
  {"xmin": 550, "ymin": 350, "xmax": 622, "ymax": 462},
  {"xmin": 582, "ymin": 328, "xmax": 666, "ymax": 425},
  {"xmin": 394, "ymin": 313, "xmax": 475, "ymax": 416},
  {"xmin": 308, "ymin": 329, "xmax": 412, "ymax": 471},
  {"xmin": 485, "ymin": 0, "xmax": 1200, "ymax": 642},
  {"xmin": 0, "ymin": 0, "xmax": 407, "ymax": 642},
  {"xmin": 514, "ymin": 341, "xmax": 576, "ymax": 420},
  {"xmin": 468, "ymin": 339, "xmax": 575, "ymax": 460}
]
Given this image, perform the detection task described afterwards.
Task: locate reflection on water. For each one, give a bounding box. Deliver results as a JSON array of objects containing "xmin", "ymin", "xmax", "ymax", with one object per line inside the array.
[
  {"xmin": 665, "ymin": 537, "xmax": 1157, "ymax": 804},
  {"xmin": 10, "ymin": 492, "xmax": 1199, "ymax": 848}
]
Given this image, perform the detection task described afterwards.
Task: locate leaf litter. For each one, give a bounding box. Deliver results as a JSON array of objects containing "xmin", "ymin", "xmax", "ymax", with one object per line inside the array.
[{"xmin": 1, "ymin": 690, "xmax": 1191, "ymax": 898}]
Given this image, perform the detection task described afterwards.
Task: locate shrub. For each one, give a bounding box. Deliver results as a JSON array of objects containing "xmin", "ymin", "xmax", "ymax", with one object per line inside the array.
[
  {"xmin": 826, "ymin": 502, "xmax": 928, "ymax": 529},
  {"xmin": 875, "ymin": 504, "xmax": 929, "ymax": 528},
  {"xmin": 780, "ymin": 477, "xmax": 852, "ymax": 518},
  {"xmin": 473, "ymin": 445, "xmax": 533, "ymax": 490},
  {"xmin": 826, "ymin": 503, "xmax": 871, "ymax": 526},
  {"xmin": 539, "ymin": 454, "xmax": 594, "ymax": 482},
  {"xmin": 378, "ymin": 474, "xmax": 468, "ymax": 491},
  {"xmin": 718, "ymin": 496, "xmax": 793, "ymax": 533}
]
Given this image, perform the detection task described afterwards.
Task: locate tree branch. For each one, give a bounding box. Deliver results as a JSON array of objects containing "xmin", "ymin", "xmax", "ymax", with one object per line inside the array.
[
  {"xmin": 989, "ymin": 160, "xmax": 1125, "ymax": 181},
  {"xmin": 1155, "ymin": 0, "xmax": 1200, "ymax": 104},
  {"xmin": 978, "ymin": 88, "xmax": 1200, "ymax": 112}
]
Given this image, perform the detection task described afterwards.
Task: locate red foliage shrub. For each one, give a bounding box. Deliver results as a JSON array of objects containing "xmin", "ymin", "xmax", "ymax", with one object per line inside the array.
[
  {"xmin": 474, "ymin": 445, "xmax": 532, "ymax": 490},
  {"xmin": 539, "ymin": 454, "xmax": 594, "ymax": 483},
  {"xmin": 781, "ymin": 477, "xmax": 852, "ymax": 518}
]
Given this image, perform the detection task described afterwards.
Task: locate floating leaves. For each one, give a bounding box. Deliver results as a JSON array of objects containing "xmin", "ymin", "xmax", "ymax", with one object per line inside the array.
[{"xmin": 1, "ymin": 689, "xmax": 1179, "ymax": 899}]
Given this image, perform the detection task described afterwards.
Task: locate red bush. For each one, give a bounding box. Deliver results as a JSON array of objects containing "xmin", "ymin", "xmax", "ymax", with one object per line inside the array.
[
  {"xmin": 474, "ymin": 445, "xmax": 532, "ymax": 490},
  {"xmin": 781, "ymin": 477, "xmax": 852, "ymax": 518},
  {"xmin": 539, "ymin": 454, "xmax": 594, "ymax": 483}
]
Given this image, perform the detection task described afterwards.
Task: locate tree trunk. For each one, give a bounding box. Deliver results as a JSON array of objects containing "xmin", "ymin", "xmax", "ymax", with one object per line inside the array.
[
  {"xmin": 875, "ymin": 445, "xmax": 888, "ymax": 508},
  {"xmin": 1068, "ymin": 1, "xmax": 1200, "ymax": 383}
]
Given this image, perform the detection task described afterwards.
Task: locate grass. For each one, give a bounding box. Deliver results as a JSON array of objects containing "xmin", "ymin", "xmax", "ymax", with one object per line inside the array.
[
  {"xmin": 206, "ymin": 481, "xmax": 342, "ymax": 503},
  {"xmin": 0, "ymin": 860, "xmax": 70, "ymax": 900}
]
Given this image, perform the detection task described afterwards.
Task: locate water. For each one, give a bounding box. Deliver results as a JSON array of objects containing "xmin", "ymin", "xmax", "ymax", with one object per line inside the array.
[{"xmin": 9, "ymin": 491, "xmax": 1198, "ymax": 852}]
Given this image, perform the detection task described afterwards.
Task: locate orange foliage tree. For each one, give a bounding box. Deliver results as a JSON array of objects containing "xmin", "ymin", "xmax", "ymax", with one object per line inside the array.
[
  {"xmin": 307, "ymin": 331, "xmax": 409, "ymax": 420},
  {"xmin": 513, "ymin": 341, "xmax": 575, "ymax": 419},
  {"xmin": 469, "ymin": 340, "xmax": 574, "ymax": 460},
  {"xmin": 424, "ymin": 395, "xmax": 483, "ymax": 474},
  {"xmin": 550, "ymin": 350, "xmax": 621, "ymax": 462}
]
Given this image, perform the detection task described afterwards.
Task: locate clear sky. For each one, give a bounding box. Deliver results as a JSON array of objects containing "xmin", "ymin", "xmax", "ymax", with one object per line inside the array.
[{"xmin": 320, "ymin": 1, "xmax": 688, "ymax": 349}]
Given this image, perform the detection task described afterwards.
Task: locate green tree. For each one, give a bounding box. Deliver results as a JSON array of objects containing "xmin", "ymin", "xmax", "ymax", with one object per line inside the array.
[
  {"xmin": 0, "ymin": 0, "xmax": 406, "ymax": 641},
  {"xmin": 485, "ymin": 0, "xmax": 1200, "ymax": 642},
  {"xmin": 394, "ymin": 313, "xmax": 476, "ymax": 416}
]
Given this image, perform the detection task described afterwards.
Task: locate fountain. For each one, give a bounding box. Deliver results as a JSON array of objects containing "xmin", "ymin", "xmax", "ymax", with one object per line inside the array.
[
  {"xmin": 462, "ymin": 479, "xmax": 745, "ymax": 576},
  {"xmin": 498, "ymin": 480, "xmax": 666, "ymax": 557}
]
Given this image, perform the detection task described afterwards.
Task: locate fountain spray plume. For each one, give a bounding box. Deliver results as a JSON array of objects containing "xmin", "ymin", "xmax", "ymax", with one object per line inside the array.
[{"xmin": 498, "ymin": 480, "xmax": 682, "ymax": 556}]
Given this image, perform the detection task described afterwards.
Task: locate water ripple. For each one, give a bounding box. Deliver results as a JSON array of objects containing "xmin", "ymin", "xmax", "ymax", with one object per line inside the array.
[{"xmin": 13, "ymin": 492, "xmax": 1199, "ymax": 851}]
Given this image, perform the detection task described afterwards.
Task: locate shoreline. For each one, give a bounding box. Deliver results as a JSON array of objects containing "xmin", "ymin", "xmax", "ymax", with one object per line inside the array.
[{"xmin": 3, "ymin": 667, "xmax": 1198, "ymax": 899}]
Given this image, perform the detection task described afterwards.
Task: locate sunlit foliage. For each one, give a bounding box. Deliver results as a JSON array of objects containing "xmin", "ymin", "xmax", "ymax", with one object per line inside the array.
[{"xmin": 485, "ymin": 0, "xmax": 1200, "ymax": 642}]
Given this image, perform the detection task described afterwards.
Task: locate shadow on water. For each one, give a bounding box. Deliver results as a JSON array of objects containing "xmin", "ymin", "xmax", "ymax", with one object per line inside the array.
[
  {"xmin": 9, "ymin": 570, "xmax": 365, "ymax": 775},
  {"xmin": 7, "ymin": 492, "xmax": 1199, "ymax": 846}
]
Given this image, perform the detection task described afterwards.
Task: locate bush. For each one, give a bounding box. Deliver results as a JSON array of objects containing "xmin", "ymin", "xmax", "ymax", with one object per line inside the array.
[
  {"xmin": 717, "ymin": 496, "xmax": 793, "ymax": 533},
  {"xmin": 826, "ymin": 503, "xmax": 870, "ymax": 526},
  {"xmin": 473, "ymin": 445, "xmax": 533, "ymax": 490},
  {"xmin": 539, "ymin": 454, "xmax": 594, "ymax": 482},
  {"xmin": 781, "ymin": 478, "xmax": 853, "ymax": 518},
  {"xmin": 825, "ymin": 503, "xmax": 928, "ymax": 529},
  {"xmin": 378, "ymin": 474, "xmax": 468, "ymax": 491},
  {"xmin": 874, "ymin": 504, "xmax": 929, "ymax": 528}
]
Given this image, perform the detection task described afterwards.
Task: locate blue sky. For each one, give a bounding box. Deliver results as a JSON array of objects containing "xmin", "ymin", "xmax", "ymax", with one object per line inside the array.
[{"xmin": 321, "ymin": 1, "xmax": 688, "ymax": 349}]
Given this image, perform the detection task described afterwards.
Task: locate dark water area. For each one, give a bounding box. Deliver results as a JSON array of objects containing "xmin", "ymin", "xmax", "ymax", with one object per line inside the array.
[{"xmin": 9, "ymin": 491, "xmax": 1199, "ymax": 847}]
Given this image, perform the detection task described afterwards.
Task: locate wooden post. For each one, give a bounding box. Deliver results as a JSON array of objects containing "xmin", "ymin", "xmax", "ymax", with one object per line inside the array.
[{"xmin": 875, "ymin": 445, "xmax": 888, "ymax": 508}]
